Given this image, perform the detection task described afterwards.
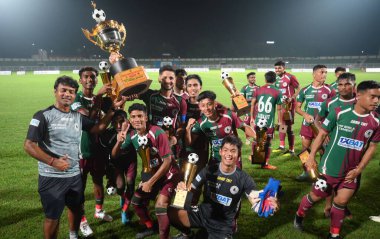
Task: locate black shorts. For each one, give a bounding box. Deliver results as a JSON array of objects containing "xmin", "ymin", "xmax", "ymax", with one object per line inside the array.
[
  {"xmin": 38, "ymin": 174, "xmax": 83, "ymax": 220},
  {"xmin": 187, "ymin": 205, "xmax": 232, "ymax": 239}
]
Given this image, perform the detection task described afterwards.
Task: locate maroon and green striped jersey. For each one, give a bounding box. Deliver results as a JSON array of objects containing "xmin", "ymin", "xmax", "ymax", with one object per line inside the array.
[
  {"xmin": 297, "ymin": 84, "xmax": 335, "ymax": 126},
  {"xmin": 140, "ymin": 89, "xmax": 187, "ymax": 129},
  {"xmin": 191, "ymin": 109, "xmax": 245, "ymax": 161},
  {"xmin": 240, "ymin": 84, "xmax": 259, "ymax": 107},
  {"xmin": 253, "ymin": 84, "xmax": 282, "ymax": 128},
  {"xmin": 319, "ymin": 107, "xmax": 380, "ymax": 178},
  {"xmin": 275, "ymin": 72, "xmax": 300, "ymax": 98},
  {"xmin": 121, "ymin": 125, "xmax": 172, "ymax": 171},
  {"xmin": 318, "ymin": 96, "xmax": 356, "ymax": 119}
]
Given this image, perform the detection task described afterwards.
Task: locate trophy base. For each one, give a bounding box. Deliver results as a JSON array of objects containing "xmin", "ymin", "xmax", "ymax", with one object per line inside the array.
[
  {"xmin": 250, "ymin": 151, "xmax": 266, "ymax": 165},
  {"xmin": 113, "ymin": 66, "xmax": 152, "ymax": 98},
  {"xmin": 171, "ymin": 190, "xmax": 193, "ymax": 209},
  {"xmin": 232, "ymin": 95, "xmax": 250, "ymax": 117}
]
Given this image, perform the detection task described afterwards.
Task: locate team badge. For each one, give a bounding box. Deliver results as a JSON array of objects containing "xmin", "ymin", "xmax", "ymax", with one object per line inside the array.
[
  {"xmin": 224, "ymin": 126, "xmax": 232, "ymax": 134},
  {"xmin": 282, "ymin": 82, "xmax": 288, "ymax": 87},
  {"xmin": 322, "ymin": 94, "xmax": 328, "ymax": 100},
  {"xmin": 230, "ymin": 186, "xmax": 239, "ymax": 195},
  {"xmin": 364, "ymin": 129, "xmax": 373, "ymax": 138},
  {"xmin": 30, "ymin": 119, "xmax": 40, "ymax": 127}
]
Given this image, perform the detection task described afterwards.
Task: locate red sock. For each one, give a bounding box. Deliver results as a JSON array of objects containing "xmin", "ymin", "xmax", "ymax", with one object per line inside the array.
[
  {"xmin": 330, "ymin": 203, "xmax": 345, "ymax": 235},
  {"xmin": 279, "ymin": 133, "xmax": 286, "ymax": 147},
  {"xmin": 288, "ymin": 127, "xmax": 295, "ymax": 150},
  {"xmin": 156, "ymin": 208, "xmax": 170, "ymax": 239},
  {"xmin": 297, "ymin": 194, "xmax": 314, "ymax": 217},
  {"xmin": 133, "ymin": 204, "xmax": 152, "ymax": 228}
]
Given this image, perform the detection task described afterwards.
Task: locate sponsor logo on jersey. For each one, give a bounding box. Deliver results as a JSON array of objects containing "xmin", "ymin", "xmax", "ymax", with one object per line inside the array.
[
  {"xmin": 210, "ymin": 192, "xmax": 232, "ymax": 206},
  {"xmin": 195, "ymin": 175, "xmax": 201, "ymax": 182},
  {"xmin": 308, "ymin": 102, "xmax": 322, "ymax": 109},
  {"xmin": 211, "ymin": 139, "xmax": 223, "ymax": 147},
  {"xmin": 217, "ymin": 176, "xmax": 232, "ymax": 183},
  {"xmin": 337, "ymin": 137, "xmax": 364, "ymax": 151},
  {"xmin": 323, "ymin": 119, "xmax": 330, "ymax": 126},
  {"xmin": 350, "ymin": 120, "xmax": 368, "ymax": 126},
  {"xmin": 30, "ymin": 119, "xmax": 40, "ymax": 127},
  {"xmin": 230, "ymin": 186, "xmax": 239, "ymax": 195},
  {"xmin": 364, "ymin": 130, "xmax": 373, "ymax": 138},
  {"xmin": 280, "ymin": 89, "xmax": 286, "ymax": 94}
]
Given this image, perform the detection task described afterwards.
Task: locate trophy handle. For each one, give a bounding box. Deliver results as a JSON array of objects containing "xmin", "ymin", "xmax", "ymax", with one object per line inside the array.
[
  {"xmin": 82, "ymin": 28, "xmax": 99, "ymax": 46},
  {"xmin": 119, "ymin": 23, "xmax": 127, "ymax": 48}
]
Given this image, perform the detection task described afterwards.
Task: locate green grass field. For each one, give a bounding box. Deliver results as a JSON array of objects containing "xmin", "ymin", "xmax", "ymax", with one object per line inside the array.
[{"xmin": 0, "ymin": 70, "xmax": 379, "ymax": 239}]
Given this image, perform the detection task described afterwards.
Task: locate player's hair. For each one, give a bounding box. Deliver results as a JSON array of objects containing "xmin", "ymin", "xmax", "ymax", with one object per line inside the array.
[
  {"xmin": 357, "ymin": 80, "xmax": 380, "ymax": 93},
  {"xmin": 186, "ymin": 74, "xmax": 203, "ymax": 86},
  {"xmin": 337, "ymin": 72, "xmax": 356, "ymax": 83},
  {"xmin": 175, "ymin": 68, "xmax": 187, "ymax": 77},
  {"xmin": 265, "ymin": 71, "xmax": 277, "ymax": 83},
  {"xmin": 159, "ymin": 65, "xmax": 175, "ymax": 75},
  {"xmin": 128, "ymin": 103, "xmax": 147, "ymax": 114},
  {"xmin": 334, "ymin": 66, "xmax": 346, "ymax": 73},
  {"xmin": 313, "ymin": 64, "xmax": 327, "ymax": 72},
  {"xmin": 54, "ymin": 76, "xmax": 79, "ymax": 93},
  {"xmin": 113, "ymin": 109, "xmax": 128, "ymax": 120},
  {"xmin": 197, "ymin": 90, "xmax": 216, "ymax": 102},
  {"xmin": 221, "ymin": 135, "xmax": 243, "ymax": 151},
  {"xmin": 274, "ymin": 61, "xmax": 285, "ymax": 67},
  {"xmin": 79, "ymin": 66, "xmax": 99, "ymax": 77},
  {"xmin": 246, "ymin": 72, "xmax": 256, "ymax": 78}
]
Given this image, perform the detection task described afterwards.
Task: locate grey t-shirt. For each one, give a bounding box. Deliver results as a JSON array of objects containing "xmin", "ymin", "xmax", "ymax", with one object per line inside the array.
[{"xmin": 26, "ymin": 105, "xmax": 94, "ymax": 178}]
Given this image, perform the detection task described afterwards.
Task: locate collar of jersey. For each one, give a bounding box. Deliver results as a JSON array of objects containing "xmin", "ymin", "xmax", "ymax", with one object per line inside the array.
[{"xmin": 218, "ymin": 163, "xmax": 237, "ymax": 175}]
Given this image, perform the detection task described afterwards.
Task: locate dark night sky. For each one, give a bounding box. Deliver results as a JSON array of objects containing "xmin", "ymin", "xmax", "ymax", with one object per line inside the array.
[{"xmin": 0, "ymin": 0, "xmax": 379, "ymax": 58}]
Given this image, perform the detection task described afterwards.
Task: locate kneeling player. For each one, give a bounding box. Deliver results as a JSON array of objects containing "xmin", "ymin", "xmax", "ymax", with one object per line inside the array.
[
  {"xmin": 294, "ymin": 81, "xmax": 380, "ymax": 239},
  {"xmin": 169, "ymin": 135, "xmax": 279, "ymax": 239}
]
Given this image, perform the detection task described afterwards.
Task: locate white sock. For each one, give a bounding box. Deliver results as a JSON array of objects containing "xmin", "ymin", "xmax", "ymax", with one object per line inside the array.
[{"xmin": 69, "ymin": 231, "xmax": 78, "ymax": 239}]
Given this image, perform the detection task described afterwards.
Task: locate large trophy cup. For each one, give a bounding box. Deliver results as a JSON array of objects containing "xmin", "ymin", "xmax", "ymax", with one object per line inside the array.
[
  {"xmin": 297, "ymin": 149, "xmax": 319, "ymax": 181},
  {"xmin": 250, "ymin": 118, "xmax": 267, "ymax": 164},
  {"xmin": 172, "ymin": 153, "xmax": 199, "ymax": 209},
  {"xmin": 221, "ymin": 72, "xmax": 250, "ymax": 116},
  {"xmin": 82, "ymin": 1, "xmax": 152, "ymax": 99}
]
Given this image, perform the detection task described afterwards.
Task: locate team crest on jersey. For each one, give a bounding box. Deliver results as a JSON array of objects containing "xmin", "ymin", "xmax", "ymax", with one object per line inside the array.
[
  {"xmin": 282, "ymin": 82, "xmax": 288, "ymax": 87},
  {"xmin": 322, "ymin": 94, "xmax": 328, "ymax": 100},
  {"xmin": 224, "ymin": 126, "xmax": 232, "ymax": 134},
  {"xmin": 337, "ymin": 137, "xmax": 364, "ymax": 151},
  {"xmin": 230, "ymin": 186, "xmax": 239, "ymax": 195},
  {"xmin": 364, "ymin": 130, "xmax": 373, "ymax": 138},
  {"xmin": 30, "ymin": 119, "xmax": 40, "ymax": 127}
]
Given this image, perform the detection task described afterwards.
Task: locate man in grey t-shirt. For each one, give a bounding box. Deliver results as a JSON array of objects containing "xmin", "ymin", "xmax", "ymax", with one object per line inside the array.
[{"xmin": 24, "ymin": 76, "xmax": 120, "ymax": 239}]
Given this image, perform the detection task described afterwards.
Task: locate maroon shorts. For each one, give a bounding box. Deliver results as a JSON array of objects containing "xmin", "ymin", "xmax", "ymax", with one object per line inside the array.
[
  {"xmin": 300, "ymin": 124, "xmax": 314, "ymax": 140},
  {"xmin": 80, "ymin": 155, "xmax": 107, "ymax": 178},
  {"xmin": 311, "ymin": 174, "xmax": 359, "ymax": 199},
  {"xmin": 136, "ymin": 165, "xmax": 181, "ymax": 200}
]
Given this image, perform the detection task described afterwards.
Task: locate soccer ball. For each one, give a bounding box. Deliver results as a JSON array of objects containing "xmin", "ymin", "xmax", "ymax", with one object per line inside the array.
[
  {"xmin": 281, "ymin": 95, "xmax": 288, "ymax": 103},
  {"xmin": 221, "ymin": 71, "xmax": 229, "ymax": 80},
  {"xmin": 106, "ymin": 186, "xmax": 116, "ymax": 195},
  {"xmin": 138, "ymin": 135, "xmax": 148, "ymax": 147},
  {"xmin": 98, "ymin": 61, "xmax": 109, "ymax": 71},
  {"xmin": 163, "ymin": 116, "xmax": 173, "ymax": 127},
  {"xmin": 188, "ymin": 153, "xmax": 199, "ymax": 164},
  {"xmin": 92, "ymin": 9, "xmax": 106, "ymax": 23},
  {"xmin": 314, "ymin": 178, "xmax": 328, "ymax": 192},
  {"xmin": 257, "ymin": 118, "xmax": 267, "ymax": 128}
]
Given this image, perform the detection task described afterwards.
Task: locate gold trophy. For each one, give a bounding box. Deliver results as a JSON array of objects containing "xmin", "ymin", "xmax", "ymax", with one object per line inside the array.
[
  {"xmin": 282, "ymin": 97, "xmax": 293, "ymax": 121},
  {"xmin": 250, "ymin": 118, "xmax": 267, "ymax": 164},
  {"xmin": 136, "ymin": 135, "xmax": 153, "ymax": 182},
  {"xmin": 82, "ymin": 1, "xmax": 152, "ymax": 98},
  {"xmin": 172, "ymin": 153, "xmax": 199, "ymax": 209},
  {"xmin": 221, "ymin": 72, "xmax": 250, "ymax": 116},
  {"xmin": 297, "ymin": 149, "xmax": 319, "ymax": 181}
]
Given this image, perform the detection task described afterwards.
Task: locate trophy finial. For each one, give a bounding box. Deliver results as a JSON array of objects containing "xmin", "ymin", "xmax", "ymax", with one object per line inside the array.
[{"xmin": 91, "ymin": 1, "xmax": 96, "ymax": 9}]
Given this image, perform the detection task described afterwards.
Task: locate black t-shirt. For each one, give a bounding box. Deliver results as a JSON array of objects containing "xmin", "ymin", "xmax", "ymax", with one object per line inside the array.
[{"xmin": 191, "ymin": 164, "xmax": 257, "ymax": 230}]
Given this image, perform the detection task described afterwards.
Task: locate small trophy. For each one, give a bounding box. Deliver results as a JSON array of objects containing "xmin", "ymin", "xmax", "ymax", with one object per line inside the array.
[
  {"xmin": 297, "ymin": 149, "xmax": 319, "ymax": 181},
  {"xmin": 82, "ymin": 1, "xmax": 152, "ymax": 99},
  {"xmin": 282, "ymin": 97, "xmax": 293, "ymax": 121},
  {"xmin": 172, "ymin": 153, "xmax": 199, "ymax": 209},
  {"xmin": 250, "ymin": 118, "xmax": 267, "ymax": 164},
  {"xmin": 137, "ymin": 135, "xmax": 153, "ymax": 182},
  {"xmin": 221, "ymin": 72, "xmax": 250, "ymax": 116}
]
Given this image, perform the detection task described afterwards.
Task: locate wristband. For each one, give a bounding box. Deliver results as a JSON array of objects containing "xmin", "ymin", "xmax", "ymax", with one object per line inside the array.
[{"xmin": 48, "ymin": 157, "xmax": 56, "ymax": 166}]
